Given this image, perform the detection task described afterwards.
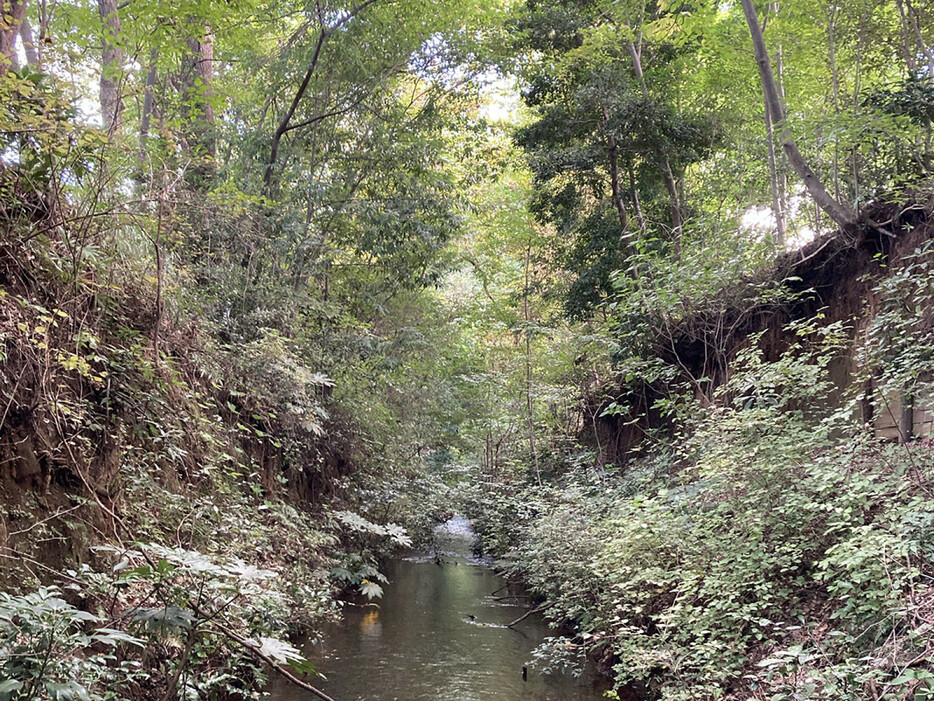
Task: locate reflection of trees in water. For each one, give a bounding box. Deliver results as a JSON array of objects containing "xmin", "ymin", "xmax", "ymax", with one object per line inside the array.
[
  {"xmin": 360, "ymin": 609, "xmax": 382, "ymax": 639},
  {"xmin": 271, "ymin": 558, "xmax": 609, "ymax": 701}
]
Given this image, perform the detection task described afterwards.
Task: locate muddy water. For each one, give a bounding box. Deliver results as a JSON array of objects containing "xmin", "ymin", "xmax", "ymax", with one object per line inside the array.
[{"xmin": 266, "ymin": 518, "xmax": 609, "ymax": 701}]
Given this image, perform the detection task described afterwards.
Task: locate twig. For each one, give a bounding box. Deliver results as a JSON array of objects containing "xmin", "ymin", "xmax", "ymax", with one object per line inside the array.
[
  {"xmin": 507, "ymin": 602, "xmax": 554, "ymax": 629},
  {"xmin": 490, "ymin": 583, "xmax": 516, "ymax": 597},
  {"xmin": 7, "ymin": 504, "xmax": 83, "ymax": 537},
  {"xmin": 0, "ymin": 547, "xmax": 84, "ymax": 584},
  {"xmin": 203, "ymin": 616, "xmax": 337, "ymax": 701}
]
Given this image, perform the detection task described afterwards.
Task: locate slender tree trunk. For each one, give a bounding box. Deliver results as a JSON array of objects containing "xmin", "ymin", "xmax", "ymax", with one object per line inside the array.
[
  {"xmin": 523, "ymin": 234, "xmax": 541, "ymax": 486},
  {"xmin": 153, "ymin": 173, "xmax": 166, "ymax": 366},
  {"xmin": 895, "ymin": 0, "xmax": 919, "ymax": 74},
  {"xmin": 182, "ymin": 30, "xmax": 214, "ymax": 141},
  {"xmin": 661, "ymin": 159, "xmax": 683, "ymax": 247},
  {"xmin": 0, "ymin": 0, "xmax": 27, "ymax": 74},
  {"xmin": 181, "ymin": 25, "xmax": 216, "ymax": 188},
  {"xmin": 98, "ymin": 0, "xmax": 123, "ymax": 133},
  {"xmin": 852, "ymin": 25, "xmax": 863, "ymax": 215},
  {"xmin": 601, "ymin": 106, "xmax": 629, "ymax": 239},
  {"xmin": 740, "ymin": 0, "xmax": 858, "ymax": 232},
  {"xmin": 195, "ymin": 27, "xmax": 215, "ymax": 157},
  {"xmin": 904, "ymin": 0, "xmax": 934, "ymax": 79},
  {"xmin": 899, "ymin": 393, "xmax": 914, "ymax": 444},
  {"xmin": 828, "ymin": 4, "xmax": 843, "ymax": 201},
  {"xmin": 138, "ymin": 48, "xmax": 157, "ymax": 167},
  {"xmin": 627, "ymin": 37, "xmax": 682, "ymax": 234},
  {"xmin": 896, "ymin": 0, "xmax": 933, "ymax": 165},
  {"xmin": 607, "ymin": 134, "xmax": 630, "ymax": 235},
  {"xmin": 760, "ymin": 3, "xmax": 785, "ymax": 246},
  {"xmin": 859, "ymin": 378, "xmax": 875, "ymax": 429},
  {"xmin": 303, "ymin": 111, "xmax": 322, "ymax": 228},
  {"xmin": 628, "ymin": 161, "xmax": 646, "ymax": 232},
  {"xmin": 769, "ymin": 39, "xmax": 788, "ymax": 221},
  {"xmin": 19, "ymin": 17, "xmax": 36, "ymax": 66},
  {"xmin": 627, "ymin": 38, "xmax": 646, "ymax": 95},
  {"xmin": 764, "ymin": 99, "xmax": 785, "ymax": 246}
]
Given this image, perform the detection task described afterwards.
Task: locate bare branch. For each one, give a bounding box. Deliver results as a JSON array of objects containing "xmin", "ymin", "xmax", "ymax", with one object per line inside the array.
[
  {"xmin": 201, "ymin": 615, "xmax": 337, "ymax": 701},
  {"xmin": 507, "ymin": 602, "xmax": 554, "ymax": 628},
  {"xmin": 263, "ymin": 0, "xmax": 383, "ymax": 192}
]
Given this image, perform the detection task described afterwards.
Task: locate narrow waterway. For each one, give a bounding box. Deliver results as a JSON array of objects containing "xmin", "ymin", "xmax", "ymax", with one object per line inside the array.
[{"xmin": 267, "ymin": 518, "xmax": 609, "ymax": 701}]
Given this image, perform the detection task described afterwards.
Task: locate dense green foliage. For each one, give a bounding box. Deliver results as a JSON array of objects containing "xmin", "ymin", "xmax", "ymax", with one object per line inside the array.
[{"xmin": 466, "ymin": 306, "xmax": 934, "ymax": 700}]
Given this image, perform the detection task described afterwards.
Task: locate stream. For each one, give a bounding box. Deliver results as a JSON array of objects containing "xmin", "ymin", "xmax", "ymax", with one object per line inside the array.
[{"xmin": 266, "ymin": 518, "xmax": 610, "ymax": 700}]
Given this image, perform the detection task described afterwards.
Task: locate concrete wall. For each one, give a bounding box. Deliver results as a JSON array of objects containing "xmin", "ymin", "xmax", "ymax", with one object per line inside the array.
[{"xmin": 873, "ymin": 385, "xmax": 934, "ymax": 441}]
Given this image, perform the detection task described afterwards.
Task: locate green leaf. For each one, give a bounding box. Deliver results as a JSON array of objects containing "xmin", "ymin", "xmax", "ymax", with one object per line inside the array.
[
  {"xmin": 131, "ymin": 606, "xmax": 196, "ymax": 631},
  {"xmin": 360, "ymin": 580, "xmax": 384, "ymax": 600},
  {"xmin": 254, "ymin": 636, "xmax": 306, "ymax": 665},
  {"xmin": 44, "ymin": 681, "xmax": 91, "ymax": 701},
  {"xmin": 91, "ymin": 627, "xmax": 146, "ymax": 647}
]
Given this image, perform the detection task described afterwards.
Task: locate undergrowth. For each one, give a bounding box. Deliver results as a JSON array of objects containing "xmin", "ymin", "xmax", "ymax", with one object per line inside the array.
[
  {"xmin": 0, "ymin": 74, "xmax": 419, "ymax": 699},
  {"xmin": 464, "ymin": 249, "xmax": 934, "ymax": 701}
]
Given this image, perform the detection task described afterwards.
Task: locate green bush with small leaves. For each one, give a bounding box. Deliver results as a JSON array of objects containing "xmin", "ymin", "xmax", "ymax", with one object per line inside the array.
[{"xmin": 467, "ymin": 307, "xmax": 934, "ymax": 700}]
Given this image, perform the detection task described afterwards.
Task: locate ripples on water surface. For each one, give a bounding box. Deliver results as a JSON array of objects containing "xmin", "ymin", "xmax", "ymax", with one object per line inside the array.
[{"xmin": 266, "ymin": 518, "xmax": 609, "ymax": 701}]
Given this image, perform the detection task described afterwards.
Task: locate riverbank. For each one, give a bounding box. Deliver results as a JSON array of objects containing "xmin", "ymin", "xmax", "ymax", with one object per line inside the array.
[
  {"xmin": 0, "ymin": 169, "xmax": 431, "ymax": 699},
  {"xmin": 464, "ymin": 412, "xmax": 934, "ymax": 699},
  {"xmin": 456, "ymin": 200, "xmax": 934, "ymax": 700}
]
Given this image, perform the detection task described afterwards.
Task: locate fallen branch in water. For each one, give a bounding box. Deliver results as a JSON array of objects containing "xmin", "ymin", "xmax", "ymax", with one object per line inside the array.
[
  {"xmin": 507, "ymin": 602, "xmax": 554, "ymax": 629},
  {"xmin": 490, "ymin": 582, "xmax": 519, "ymax": 596}
]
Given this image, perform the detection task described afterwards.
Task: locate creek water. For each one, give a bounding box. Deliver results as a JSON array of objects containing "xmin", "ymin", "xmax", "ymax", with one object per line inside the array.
[{"xmin": 266, "ymin": 518, "xmax": 610, "ymax": 701}]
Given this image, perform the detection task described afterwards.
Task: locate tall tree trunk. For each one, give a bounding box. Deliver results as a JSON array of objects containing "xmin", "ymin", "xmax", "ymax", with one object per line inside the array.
[
  {"xmin": 602, "ymin": 106, "xmax": 630, "ymax": 240},
  {"xmin": 899, "ymin": 393, "xmax": 914, "ymax": 444},
  {"xmin": 775, "ymin": 40, "xmax": 789, "ymax": 221},
  {"xmin": 761, "ymin": 3, "xmax": 785, "ymax": 246},
  {"xmin": 763, "ymin": 98, "xmax": 785, "ymax": 247},
  {"xmin": 192, "ymin": 27, "xmax": 215, "ymax": 157},
  {"xmin": 134, "ymin": 47, "xmax": 158, "ymax": 197},
  {"xmin": 138, "ymin": 48, "xmax": 157, "ymax": 166},
  {"xmin": 182, "ymin": 25, "xmax": 216, "ymax": 188},
  {"xmin": 895, "ymin": 0, "xmax": 919, "ymax": 74},
  {"xmin": 523, "ymin": 233, "xmax": 540, "ymax": 486},
  {"xmin": 851, "ymin": 17, "xmax": 864, "ymax": 215},
  {"xmin": 828, "ymin": 4, "xmax": 843, "ymax": 201},
  {"xmin": 904, "ymin": 0, "xmax": 934, "ymax": 79},
  {"xmin": 0, "ymin": 0, "xmax": 27, "ymax": 74},
  {"xmin": 896, "ymin": 0, "xmax": 933, "ymax": 166},
  {"xmin": 19, "ymin": 17, "xmax": 36, "ymax": 66},
  {"xmin": 628, "ymin": 161, "xmax": 646, "ymax": 232},
  {"xmin": 661, "ymin": 158, "xmax": 683, "ymax": 240},
  {"xmin": 627, "ymin": 37, "xmax": 682, "ymax": 234},
  {"xmin": 98, "ymin": 0, "xmax": 124, "ymax": 134},
  {"xmin": 740, "ymin": 0, "xmax": 858, "ymax": 232}
]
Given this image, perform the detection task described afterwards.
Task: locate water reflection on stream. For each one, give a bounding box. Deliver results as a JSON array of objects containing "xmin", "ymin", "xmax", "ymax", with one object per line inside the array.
[{"xmin": 266, "ymin": 518, "xmax": 609, "ymax": 701}]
